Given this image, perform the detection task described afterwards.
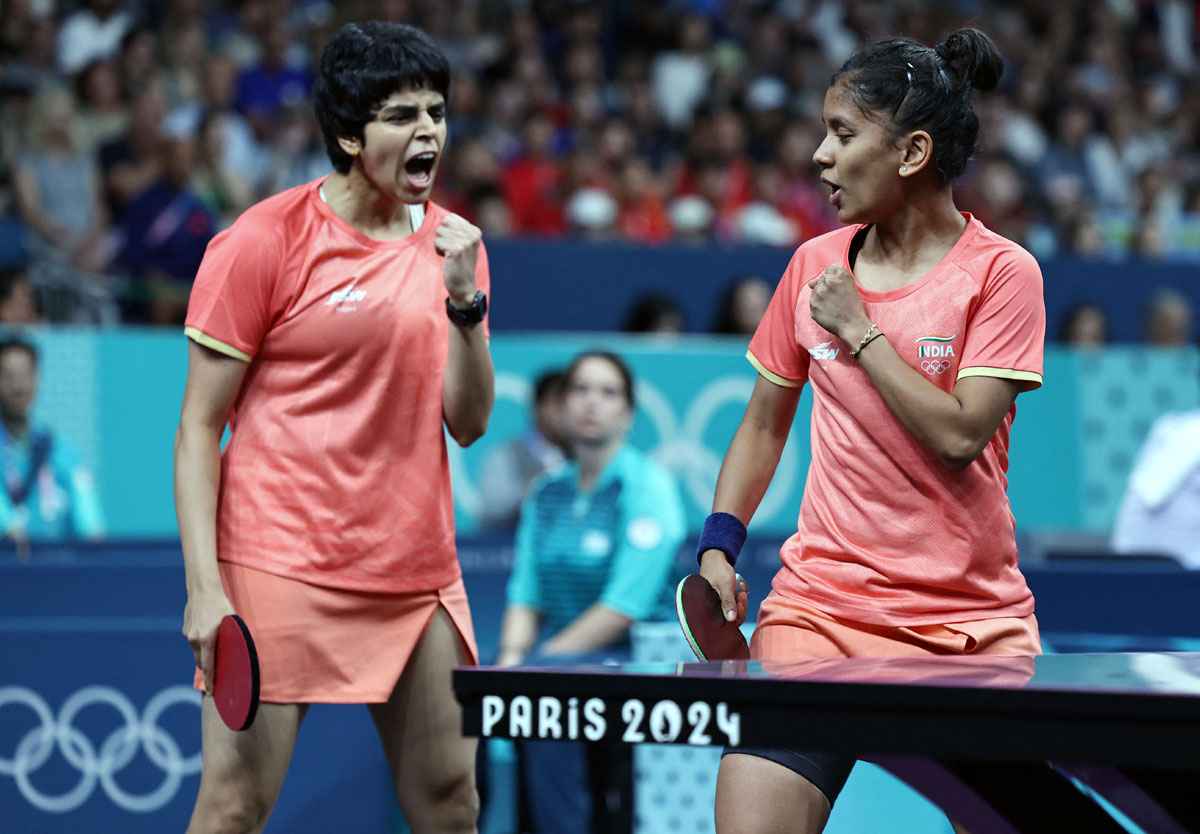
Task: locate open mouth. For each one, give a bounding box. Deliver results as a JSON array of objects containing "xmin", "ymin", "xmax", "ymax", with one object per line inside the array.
[
  {"xmin": 823, "ymin": 179, "xmax": 842, "ymax": 206},
  {"xmin": 404, "ymin": 151, "xmax": 437, "ymax": 188}
]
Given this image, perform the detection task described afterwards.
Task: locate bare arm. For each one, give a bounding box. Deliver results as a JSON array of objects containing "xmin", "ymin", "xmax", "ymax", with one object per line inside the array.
[
  {"xmin": 444, "ymin": 310, "xmax": 493, "ymax": 445},
  {"xmin": 497, "ymin": 602, "xmax": 635, "ymax": 664},
  {"xmin": 853, "ymin": 340, "xmax": 1019, "ymax": 469},
  {"xmin": 541, "ymin": 604, "xmax": 633, "ymax": 656},
  {"xmin": 496, "ymin": 604, "xmax": 541, "ymax": 666},
  {"xmin": 174, "ymin": 340, "xmax": 248, "ymax": 690},
  {"xmin": 437, "ymin": 213, "xmax": 494, "ymax": 446},
  {"xmin": 700, "ymin": 376, "xmax": 801, "ymax": 619},
  {"xmin": 810, "ymin": 265, "xmax": 1020, "ymax": 471}
]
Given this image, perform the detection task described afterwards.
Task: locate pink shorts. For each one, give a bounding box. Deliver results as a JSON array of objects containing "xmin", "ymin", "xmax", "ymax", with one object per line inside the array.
[
  {"xmin": 751, "ymin": 588, "xmax": 1041, "ymax": 661},
  {"xmin": 193, "ymin": 562, "xmax": 478, "ymax": 703}
]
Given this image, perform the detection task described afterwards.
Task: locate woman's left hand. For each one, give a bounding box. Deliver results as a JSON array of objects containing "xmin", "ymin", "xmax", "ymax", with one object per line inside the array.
[
  {"xmin": 436, "ymin": 213, "xmax": 482, "ymax": 305},
  {"xmin": 808, "ymin": 265, "xmax": 871, "ymax": 345}
]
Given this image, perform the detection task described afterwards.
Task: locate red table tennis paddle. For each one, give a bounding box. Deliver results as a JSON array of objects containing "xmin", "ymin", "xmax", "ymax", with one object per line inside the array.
[
  {"xmin": 213, "ymin": 614, "xmax": 260, "ymax": 731},
  {"xmin": 676, "ymin": 573, "xmax": 750, "ymax": 662}
]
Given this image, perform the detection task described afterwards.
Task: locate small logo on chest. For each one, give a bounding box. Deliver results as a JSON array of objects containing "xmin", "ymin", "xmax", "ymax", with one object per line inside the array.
[
  {"xmin": 915, "ymin": 334, "xmax": 956, "ymax": 357},
  {"xmin": 809, "ymin": 340, "xmax": 839, "ymax": 362},
  {"xmin": 916, "ymin": 335, "xmax": 956, "ymax": 374},
  {"xmin": 326, "ymin": 282, "xmax": 367, "ymax": 311}
]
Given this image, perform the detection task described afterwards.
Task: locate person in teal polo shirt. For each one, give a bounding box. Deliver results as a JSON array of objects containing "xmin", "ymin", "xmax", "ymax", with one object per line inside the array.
[
  {"xmin": 497, "ymin": 350, "xmax": 686, "ymax": 834},
  {"xmin": 0, "ymin": 338, "xmax": 105, "ymax": 545}
]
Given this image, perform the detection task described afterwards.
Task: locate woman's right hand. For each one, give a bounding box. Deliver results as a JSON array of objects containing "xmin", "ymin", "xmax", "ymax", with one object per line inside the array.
[
  {"xmin": 182, "ymin": 590, "xmax": 235, "ymax": 693},
  {"xmin": 699, "ymin": 550, "xmax": 749, "ymax": 626}
]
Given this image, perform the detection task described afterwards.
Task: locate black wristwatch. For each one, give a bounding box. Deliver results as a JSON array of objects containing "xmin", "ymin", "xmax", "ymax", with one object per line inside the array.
[{"xmin": 445, "ymin": 290, "xmax": 487, "ymax": 326}]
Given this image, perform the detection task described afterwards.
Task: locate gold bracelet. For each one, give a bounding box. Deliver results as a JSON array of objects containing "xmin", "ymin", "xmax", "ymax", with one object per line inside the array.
[{"xmin": 849, "ymin": 323, "xmax": 882, "ymax": 357}]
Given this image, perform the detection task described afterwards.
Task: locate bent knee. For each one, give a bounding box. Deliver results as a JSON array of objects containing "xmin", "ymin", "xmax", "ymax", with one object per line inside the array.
[
  {"xmin": 402, "ymin": 768, "xmax": 479, "ymax": 832},
  {"xmin": 188, "ymin": 783, "xmax": 275, "ymax": 834}
]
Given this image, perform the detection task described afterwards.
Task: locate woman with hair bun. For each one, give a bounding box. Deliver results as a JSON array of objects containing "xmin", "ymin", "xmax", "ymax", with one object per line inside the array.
[{"xmin": 695, "ymin": 29, "xmax": 1046, "ymax": 832}]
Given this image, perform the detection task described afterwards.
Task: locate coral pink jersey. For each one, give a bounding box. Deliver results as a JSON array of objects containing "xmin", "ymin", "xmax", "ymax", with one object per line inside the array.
[
  {"xmin": 748, "ymin": 214, "xmax": 1043, "ymax": 626},
  {"xmin": 184, "ymin": 178, "xmax": 489, "ymax": 593}
]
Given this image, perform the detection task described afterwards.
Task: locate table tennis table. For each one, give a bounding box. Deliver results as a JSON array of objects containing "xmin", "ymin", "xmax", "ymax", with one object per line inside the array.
[{"xmin": 454, "ymin": 652, "xmax": 1200, "ymax": 834}]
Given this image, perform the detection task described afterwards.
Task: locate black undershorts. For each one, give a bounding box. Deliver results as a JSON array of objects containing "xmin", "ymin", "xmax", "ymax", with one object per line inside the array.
[{"xmin": 721, "ymin": 746, "xmax": 856, "ymax": 804}]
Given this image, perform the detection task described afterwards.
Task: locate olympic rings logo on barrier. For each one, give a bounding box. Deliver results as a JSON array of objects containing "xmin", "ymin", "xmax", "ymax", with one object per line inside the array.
[
  {"xmin": 0, "ymin": 685, "xmax": 202, "ymax": 814},
  {"xmin": 920, "ymin": 359, "xmax": 952, "ymax": 374}
]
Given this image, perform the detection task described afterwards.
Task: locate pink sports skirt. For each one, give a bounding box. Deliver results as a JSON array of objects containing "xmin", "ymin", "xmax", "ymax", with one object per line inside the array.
[
  {"xmin": 193, "ymin": 561, "xmax": 478, "ymax": 703},
  {"xmin": 751, "ymin": 588, "xmax": 1041, "ymax": 661}
]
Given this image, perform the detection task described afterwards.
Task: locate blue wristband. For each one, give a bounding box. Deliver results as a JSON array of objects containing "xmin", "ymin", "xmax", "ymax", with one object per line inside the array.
[{"xmin": 696, "ymin": 512, "xmax": 747, "ymax": 567}]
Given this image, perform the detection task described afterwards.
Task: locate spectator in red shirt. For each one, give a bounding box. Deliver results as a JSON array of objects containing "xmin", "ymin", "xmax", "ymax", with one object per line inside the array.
[
  {"xmin": 615, "ymin": 155, "xmax": 671, "ymax": 244},
  {"xmin": 500, "ymin": 110, "xmax": 565, "ymax": 235}
]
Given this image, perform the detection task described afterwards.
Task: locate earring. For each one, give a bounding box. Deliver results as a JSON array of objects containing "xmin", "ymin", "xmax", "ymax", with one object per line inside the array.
[
  {"xmin": 351, "ymin": 148, "xmax": 360, "ymax": 157},
  {"xmin": 900, "ymin": 166, "xmax": 908, "ymax": 174}
]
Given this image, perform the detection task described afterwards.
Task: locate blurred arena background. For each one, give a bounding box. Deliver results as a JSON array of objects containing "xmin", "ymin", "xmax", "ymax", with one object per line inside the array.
[{"xmin": 2, "ymin": 1, "xmax": 1199, "ymax": 832}]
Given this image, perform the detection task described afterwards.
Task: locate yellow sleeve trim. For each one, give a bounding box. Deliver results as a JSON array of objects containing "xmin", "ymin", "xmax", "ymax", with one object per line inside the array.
[
  {"xmin": 957, "ymin": 366, "xmax": 1042, "ymax": 391},
  {"xmin": 184, "ymin": 327, "xmax": 253, "ymax": 363},
  {"xmin": 746, "ymin": 350, "xmax": 801, "ymax": 388}
]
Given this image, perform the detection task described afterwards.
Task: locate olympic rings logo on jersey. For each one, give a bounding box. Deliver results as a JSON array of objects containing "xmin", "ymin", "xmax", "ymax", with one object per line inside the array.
[
  {"xmin": 0, "ymin": 685, "xmax": 201, "ymax": 814},
  {"xmin": 920, "ymin": 359, "xmax": 952, "ymax": 374}
]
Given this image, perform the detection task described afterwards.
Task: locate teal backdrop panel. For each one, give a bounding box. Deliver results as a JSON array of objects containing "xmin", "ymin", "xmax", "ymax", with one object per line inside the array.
[
  {"xmin": 95, "ymin": 329, "xmax": 188, "ymax": 537},
  {"xmin": 20, "ymin": 331, "xmax": 1200, "ymax": 540},
  {"xmin": 35, "ymin": 330, "xmax": 100, "ymax": 498},
  {"xmin": 1005, "ymin": 350, "xmax": 1085, "ymax": 530},
  {"xmin": 448, "ymin": 334, "xmax": 814, "ymax": 537}
]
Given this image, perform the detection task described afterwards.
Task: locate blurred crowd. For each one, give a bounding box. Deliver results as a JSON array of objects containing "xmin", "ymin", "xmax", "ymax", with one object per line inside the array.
[{"xmin": 0, "ymin": 0, "xmax": 1198, "ymax": 325}]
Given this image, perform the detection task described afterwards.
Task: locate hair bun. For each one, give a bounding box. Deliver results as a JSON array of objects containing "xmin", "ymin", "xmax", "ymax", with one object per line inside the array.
[{"xmin": 937, "ymin": 28, "xmax": 1003, "ymax": 93}]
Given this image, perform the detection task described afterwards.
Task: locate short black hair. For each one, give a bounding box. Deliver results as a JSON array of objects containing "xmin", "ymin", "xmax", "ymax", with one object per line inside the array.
[
  {"xmin": 622, "ymin": 293, "xmax": 685, "ymax": 334},
  {"xmin": 831, "ymin": 28, "xmax": 1003, "ymax": 185},
  {"xmin": 534, "ymin": 369, "xmax": 566, "ymax": 404},
  {"xmin": 313, "ymin": 22, "xmax": 451, "ymax": 175},
  {"xmin": 0, "ymin": 268, "xmax": 26, "ymax": 299},
  {"xmin": 0, "ymin": 337, "xmax": 38, "ymax": 367},
  {"xmin": 564, "ymin": 351, "xmax": 635, "ymax": 409},
  {"xmin": 1057, "ymin": 301, "xmax": 1107, "ymax": 343}
]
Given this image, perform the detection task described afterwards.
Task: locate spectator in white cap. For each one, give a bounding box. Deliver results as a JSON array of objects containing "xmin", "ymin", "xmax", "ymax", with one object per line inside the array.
[
  {"xmin": 668, "ymin": 194, "xmax": 715, "ymax": 244},
  {"xmin": 565, "ymin": 186, "xmax": 618, "ymax": 241},
  {"xmin": 56, "ymin": 0, "xmax": 132, "ymax": 76}
]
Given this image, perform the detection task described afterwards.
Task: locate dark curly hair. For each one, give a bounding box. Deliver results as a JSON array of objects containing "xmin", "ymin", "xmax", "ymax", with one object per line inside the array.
[
  {"xmin": 831, "ymin": 28, "xmax": 1003, "ymax": 184},
  {"xmin": 312, "ymin": 22, "xmax": 451, "ymax": 175}
]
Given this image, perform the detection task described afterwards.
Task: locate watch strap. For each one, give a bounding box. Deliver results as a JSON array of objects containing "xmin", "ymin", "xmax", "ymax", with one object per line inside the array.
[{"xmin": 446, "ymin": 290, "xmax": 487, "ymax": 326}]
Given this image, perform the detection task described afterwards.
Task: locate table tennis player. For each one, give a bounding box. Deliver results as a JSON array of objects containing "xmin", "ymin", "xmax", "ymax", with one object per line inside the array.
[
  {"xmin": 694, "ymin": 28, "xmax": 1046, "ymax": 834},
  {"xmin": 174, "ymin": 21, "xmax": 492, "ymax": 834},
  {"xmin": 496, "ymin": 351, "xmax": 686, "ymax": 834}
]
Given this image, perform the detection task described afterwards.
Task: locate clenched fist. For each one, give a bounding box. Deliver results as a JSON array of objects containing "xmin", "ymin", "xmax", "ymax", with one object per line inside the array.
[
  {"xmin": 808, "ymin": 264, "xmax": 870, "ymax": 344},
  {"xmin": 435, "ymin": 213, "xmax": 483, "ymax": 305}
]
